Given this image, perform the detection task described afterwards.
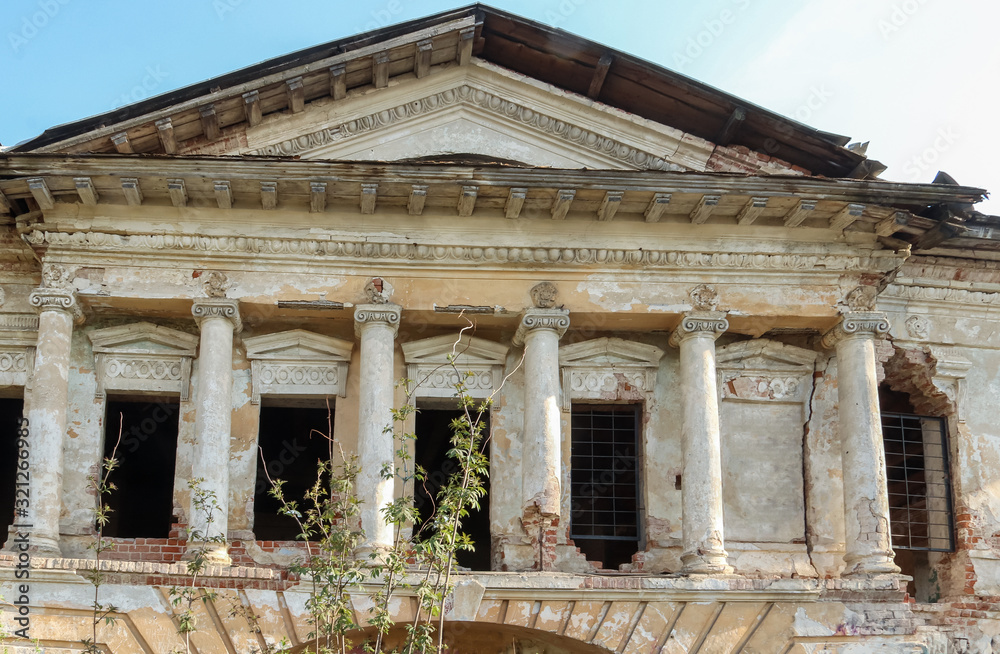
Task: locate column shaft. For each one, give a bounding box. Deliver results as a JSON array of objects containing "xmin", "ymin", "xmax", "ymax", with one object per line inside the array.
[
  {"xmin": 825, "ymin": 313, "xmax": 899, "ymax": 575},
  {"xmin": 26, "ymin": 289, "xmax": 77, "ymax": 556},
  {"xmin": 521, "ymin": 326, "xmax": 563, "ymax": 515},
  {"xmin": 670, "ymin": 313, "xmax": 731, "ymax": 574},
  {"xmin": 355, "ymin": 304, "xmax": 400, "ymax": 551},
  {"xmin": 189, "ymin": 300, "xmax": 240, "ymax": 563}
]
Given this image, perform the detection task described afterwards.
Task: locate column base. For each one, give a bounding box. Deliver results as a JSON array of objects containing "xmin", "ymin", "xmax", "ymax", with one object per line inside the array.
[
  {"xmin": 27, "ymin": 535, "xmax": 63, "ymax": 558},
  {"xmin": 354, "ymin": 544, "xmax": 393, "ymax": 565},
  {"xmin": 681, "ymin": 550, "xmax": 733, "ymax": 575},
  {"xmin": 183, "ymin": 541, "xmax": 231, "ymax": 566},
  {"xmin": 843, "ymin": 554, "xmax": 901, "ymax": 576}
]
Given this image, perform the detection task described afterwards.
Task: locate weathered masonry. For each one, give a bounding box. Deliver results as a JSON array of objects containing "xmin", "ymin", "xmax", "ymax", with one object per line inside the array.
[{"xmin": 2, "ymin": 5, "xmax": 1000, "ymax": 652}]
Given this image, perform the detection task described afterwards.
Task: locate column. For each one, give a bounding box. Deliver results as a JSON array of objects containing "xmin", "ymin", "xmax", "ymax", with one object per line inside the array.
[
  {"xmin": 188, "ymin": 298, "xmax": 241, "ymax": 564},
  {"xmin": 354, "ymin": 303, "xmax": 401, "ymax": 552},
  {"xmin": 669, "ymin": 312, "xmax": 732, "ymax": 574},
  {"xmin": 26, "ymin": 287, "xmax": 78, "ymax": 556},
  {"xmin": 821, "ymin": 312, "xmax": 899, "ymax": 575},
  {"xmin": 513, "ymin": 308, "xmax": 569, "ymax": 518}
]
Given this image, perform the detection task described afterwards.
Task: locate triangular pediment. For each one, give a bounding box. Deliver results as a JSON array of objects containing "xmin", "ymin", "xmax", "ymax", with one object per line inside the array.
[
  {"xmin": 89, "ymin": 322, "xmax": 199, "ymax": 355},
  {"xmin": 560, "ymin": 337, "xmax": 664, "ymax": 368},
  {"xmin": 402, "ymin": 334, "xmax": 507, "ymax": 366},
  {"xmin": 244, "ymin": 329, "xmax": 353, "ymax": 361},
  {"xmin": 716, "ymin": 339, "xmax": 817, "ymax": 373}
]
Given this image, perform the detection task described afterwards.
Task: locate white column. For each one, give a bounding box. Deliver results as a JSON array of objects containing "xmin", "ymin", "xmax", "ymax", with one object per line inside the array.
[
  {"xmin": 669, "ymin": 312, "xmax": 731, "ymax": 574},
  {"xmin": 513, "ymin": 308, "xmax": 569, "ymax": 517},
  {"xmin": 26, "ymin": 287, "xmax": 78, "ymax": 556},
  {"xmin": 822, "ymin": 312, "xmax": 899, "ymax": 576},
  {"xmin": 354, "ymin": 303, "xmax": 401, "ymax": 552},
  {"xmin": 188, "ymin": 298, "xmax": 241, "ymax": 564}
]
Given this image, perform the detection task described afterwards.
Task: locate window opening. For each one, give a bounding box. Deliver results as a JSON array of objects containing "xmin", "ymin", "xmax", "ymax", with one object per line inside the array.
[
  {"xmin": 570, "ymin": 404, "xmax": 640, "ymax": 569},
  {"xmin": 103, "ymin": 398, "xmax": 179, "ymax": 538},
  {"xmin": 0, "ymin": 397, "xmax": 25, "ymax": 539},
  {"xmin": 882, "ymin": 411, "xmax": 954, "ymax": 552},
  {"xmin": 254, "ymin": 400, "xmax": 333, "ymax": 541},
  {"xmin": 414, "ymin": 408, "xmax": 491, "ymax": 571}
]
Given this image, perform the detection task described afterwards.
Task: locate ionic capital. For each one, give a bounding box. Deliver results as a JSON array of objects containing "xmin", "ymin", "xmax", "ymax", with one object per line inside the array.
[
  {"xmin": 354, "ymin": 303, "xmax": 401, "ymax": 338},
  {"xmin": 668, "ymin": 312, "xmax": 728, "ymax": 347},
  {"xmin": 820, "ymin": 311, "xmax": 890, "ymax": 349},
  {"xmin": 513, "ymin": 308, "xmax": 569, "ymax": 346},
  {"xmin": 192, "ymin": 298, "xmax": 242, "ymax": 333},
  {"xmin": 30, "ymin": 287, "xmax": 84, "ymax": 324}
]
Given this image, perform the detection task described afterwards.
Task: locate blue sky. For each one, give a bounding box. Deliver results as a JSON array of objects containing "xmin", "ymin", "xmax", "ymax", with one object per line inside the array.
[{"xmin": 2, "ymin": 0, "xmax": 996, "ymax": 213}]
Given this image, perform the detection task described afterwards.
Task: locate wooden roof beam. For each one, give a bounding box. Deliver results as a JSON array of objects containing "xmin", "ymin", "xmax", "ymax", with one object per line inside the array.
[
  {"xmin": 111, "ymin": 132, "xmax": 133, "ymax": 154},
  {"xmin": 27, "ymin": 177, "xmax": 54, "ymax": 210},
  {"xmin": 830, "ymin": 203, "xmax": 865, "ymax": 231},
  {"xmin": 458, "ymin": 185, "xmax": 478, "ymax": 216},
  {"xmin": 505, "ymin": 187, "xmax": 526, "ymax": 219},
  {"xmin": 457, "ymin": 26, "xmax": 475, "ymax": 65},
  {"xmin": 0, "ymin": 189, "xmax": 11, "ymax": 214},
  {"xmin": 597, "ymin": 190, "xmax": 623, "ymax": 221},
  {"xmin": 361, "ymin": 183, "xmax": 377, "ymax": 214},
  {"xmin": 243, "ymin": 90, "xmax": 262, "ymax": 127},
  {"xmin": 716, "ymin": 107, "xmax": 747, "ymax": 146},
  {"xmin": 587, "ymin": 53, "xmax": 614, "ymax": 100},
  {"xmin": 415, "ymin": 39, "xmax": 433, "ymax": 78},
  {"xmin": 121, "ymin": 178, "xmax": 143, "ymax": 206},
  {"xmin": 783, "ymin": 199, "xmax": 816, "ymax": 227},
  {"xmin": 214, "ymin": 180, "xmax": 232, "ymax": 209},
  {"xmin": 155, "ymin": 118, "xmax": 177, "ymax": 154},
  {"xmin": 310, "ymin": 182, "xmax": 327, "ymax": 213},
  {"xmin": 644, "ymin": 193, "xmax": 671, "ymax": 222},
  {"xmin": 168, "ymin": 179, "xmax": 187, "ymax": 208},
  {"xmin": 690, "ymin": 194, "xmax": 720, "ymax": 224},
  {"xmin": 260, "ymin": 181, "xmax": 278, "ymax": 210},
  {"xmin": 406, "ymin": 185, "xmax": 427, "ymax": 215},
  {"xmin": 550, "ymin": 189, "xmax": 575, "ymax": 220},
  {"xmin": 373, "ymin": 52, "xmax": 390, "ymax": 89},
  {"xmin": 286, "ymin": 77, "xmax": 305, "ymax": 113},
  {"xmin": 736, "ymin": 196, "xmax": 768, "ymax": 226},
  {"xmin": 330, "ymin": 64, "xmax": 347, "ymax": 100},
  {"xmin": 875, "ymin": 211, "xmax": 910, "ymax": 237},
  {"xmin": 74, "ymin": 177, "xmax": 99, "ymax": 206},
  {"xmin": 200, "ymin": 104, "xmax": 220, "ymax": 141}
]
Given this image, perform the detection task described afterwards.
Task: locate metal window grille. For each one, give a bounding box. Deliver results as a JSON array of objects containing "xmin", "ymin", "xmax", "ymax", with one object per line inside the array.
[
  {"xmin": 881, "ymin": 412, "xmax": 954, "ymax": 552},
  {"xmin": 570, "ymin": 405, "xmax": 639, "ymax": 541}
]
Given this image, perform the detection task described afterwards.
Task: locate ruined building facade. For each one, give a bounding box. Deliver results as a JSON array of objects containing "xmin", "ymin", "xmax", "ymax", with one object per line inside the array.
[{"xmin": 1, "ymin": 6, "xmax": 999, "ymax": 652}]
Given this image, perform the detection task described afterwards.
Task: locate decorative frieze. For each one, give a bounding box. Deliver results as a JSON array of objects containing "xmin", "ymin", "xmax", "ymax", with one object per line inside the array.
[
  {"xmin": 243, "ymin": 329, "xmax": 353, "ymax": 404},
  {"xmin": 24, "ymin": 229, "xmax": 904, "ymax": 274},
  {"xmin": 402, "ymin": 334, "xmax": 507, "ymax": 399},
  {"xmin": 0, "ymin": 345, "xmax": 34, "ymax": 387},
  {"xmin": 716, "ymin": 339, "xmax": 817, "ymax": 405},
  {"xmin": 251, "ymin": 84, "xmax": 686, "ymax": 172},
  {"xmin": 89, "ymin": 322, "xmax": 199, "ymax": 400}
]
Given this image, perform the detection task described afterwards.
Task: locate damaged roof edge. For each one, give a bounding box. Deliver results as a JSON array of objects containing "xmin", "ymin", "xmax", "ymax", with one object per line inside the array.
[{"xmin": 11, "ymin": 4, "xmax": 863, "ymax": 176}]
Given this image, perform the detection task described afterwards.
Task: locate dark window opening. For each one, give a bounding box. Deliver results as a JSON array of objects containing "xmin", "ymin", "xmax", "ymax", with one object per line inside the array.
[
  {"xmin": 414, "ymin": 408, "xmax": 491, "ymax": 571},
  {"xmin": 570, "ymin": 405, "xmax": 640, "ymax": 570},
  {"xmin": 881, "ymin": 409, "xmax": 954, "ymax": 553},
  {"xmin": 0, "ymin": 397, "xmax": 25, "ymax": 540},
  {"xmin": 254, "ymin": 400, "xmax": 334, "ymax": 541},
  {"xmin": 103, "ymin": 399, "xmax": 179, "ymax": 539}
]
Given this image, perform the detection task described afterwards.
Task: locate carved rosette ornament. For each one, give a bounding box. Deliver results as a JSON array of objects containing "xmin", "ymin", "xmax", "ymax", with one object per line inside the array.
[
  {"xmin": 354, "ymin": 304, "xmax": 401, "ymax": 337},
  {"xmin": 202, "ymin": 271, "xmax": 230, "ymax": 298},
  {"xmin": 41, "ymin": 264, "xmax": 72, "ymax": 289},
  {"xmin": 905, "ymin": 314, "xmax": 930, "ymax": 340},
  {"xmin": 820, "ymin": 311, "xmax": 891, "ymax": 349},
  {"xmin": 364, "ymin": 277, "xmax": 394, "ymax": 304},
  {"xmin": 513, "ymin": 308, "xmax": 570, "ymax": 346},
  {"xmin": 191, "ymin": 298, "xmax": 243, "ymax": 333},
  {"xmin": 530, "ymin": 281, "xmax": 559, "ymax": 309},
  {"xmin": 689, "ymin": 284, "xmax": 720, "ymax": 311},
  {"xmin": 668, "ymin": 312, "xmax": 729, "ymax": 347}
]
